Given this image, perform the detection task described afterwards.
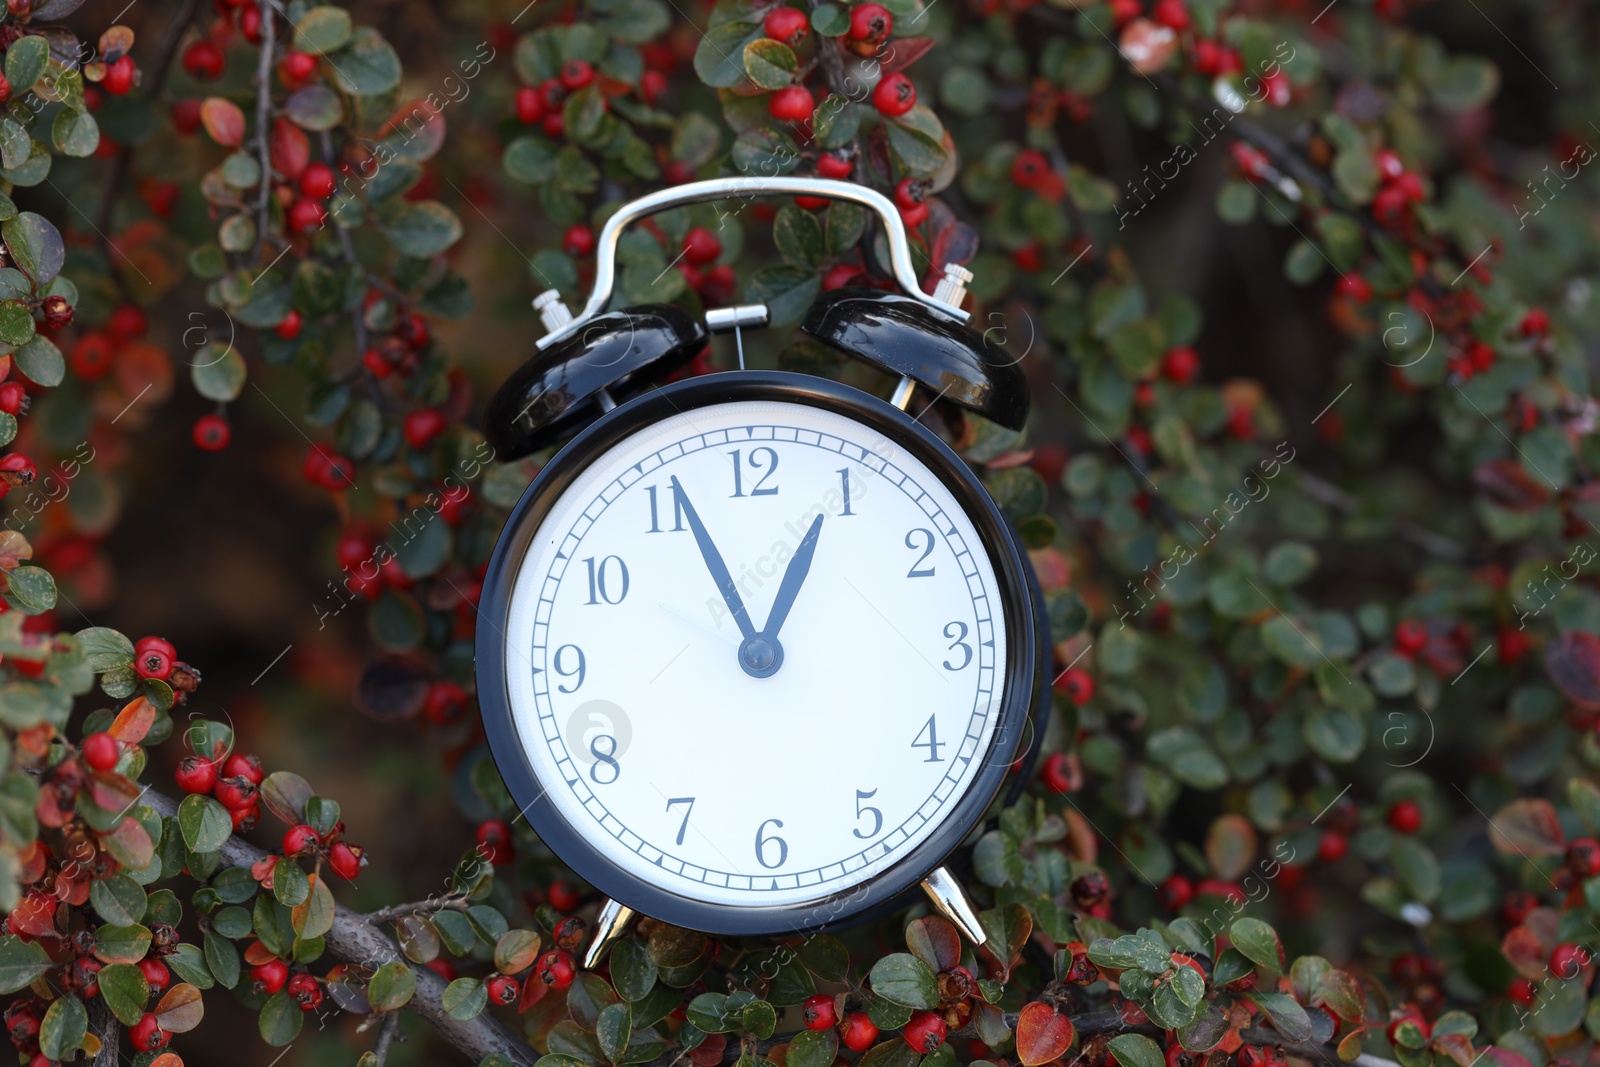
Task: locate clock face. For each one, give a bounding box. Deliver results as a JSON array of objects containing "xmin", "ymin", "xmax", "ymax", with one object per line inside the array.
[{"xmin": 498, "ymin": 397, "xmax": 1011, "ymax": 911}]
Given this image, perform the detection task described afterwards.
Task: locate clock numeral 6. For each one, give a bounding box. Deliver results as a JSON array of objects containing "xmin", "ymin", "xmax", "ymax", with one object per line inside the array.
[
  {"xmin": 730, "ymin": 447, "xmax": 780, "ymax": 498},
  {"xmin": 905, "ymin": 528, "xmax": 936, "ymax": 577},
  {"xmin": 912, "ymin": 715, "xmax": 946, "ymax": 763},
  {"xmin": 666, "ymin": 796, "xmax": 695, "ymax": 846},
  {"xmin": 582, "ymin": 555, "xmax": 630, "ymax": 605},
  {"xmin": 853, "ymin": 788, "xmax": 883, "ymax": 839},
  {"xmin": 588, "ymin": 733, "xmax": 621, "ymax": 785},
  {"xmin": 553, "ymin": 644, "xmax": 586, "ymax": 693},
  {"xmin": 943, "ymin": 621, "xmax": 973, "ymax": 671},
  {"xmin": 754, "ymin": 818, "xmax": 788, "ymax": 869}
]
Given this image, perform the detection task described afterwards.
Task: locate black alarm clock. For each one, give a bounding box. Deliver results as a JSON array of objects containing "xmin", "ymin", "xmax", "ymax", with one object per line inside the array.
[{"xmin": 476, "ymin": 177, "xmax": 1047, "ymax": 964}]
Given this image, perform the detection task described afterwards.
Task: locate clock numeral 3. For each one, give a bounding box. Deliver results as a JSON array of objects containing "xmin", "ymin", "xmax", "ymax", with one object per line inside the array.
[
  {"xmin": 666, "ymin": 796, "xmax": 695, "ymax": 846},
  {"xmin": 582, "ymin": 555, "xmax": 630, "ymax": 605},
  {"xmin": 905, "ymin": 528, "xmax": 936, "ymax": 577},
  {"xmin": 588, "ymin": 733, "xmax": 621, "ymax": 785},
  {"xmin": 754, "ymin": 818, "xmax": 788, "ymax": 868},
  {"xmin": 730, "ymin": 447, "xmax": 780, "ymax": 497},
  {"xmin": 943, "ymin": 621, "xmax": 973, "ymax": 671},
  {"xmin": 853, "ymin": 788, "xmax": 883, "ymax": 839},
  {"xmin": 553, "ymin": 644, "xmax": 586, "ymax": 693},
  {"xmin": 644, "ymin": 484, "xmax": 688, "ymax": 533},
  {"xmin": 912, "ymin": 714, "xmax": 946, "ymax": 763}
]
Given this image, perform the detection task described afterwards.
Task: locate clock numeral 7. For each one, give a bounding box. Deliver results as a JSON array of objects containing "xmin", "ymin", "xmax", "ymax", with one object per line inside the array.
[
  {"xmin": 582, "ymin": 555, "xmax": 630, "ymax": 605},
  {"xmin": 853, "ymin": 788, "xmax": 883, "ymax": 839},
  {"xmin": 730, "ymin": 447, "xmax": 779, "ymax": 497},
  {"xmin": 665, "ymin": 796, "xmax": 695, "ymax": 846},
  {"xmin": 912, "ymin": 715, "xmax": 945, "ymax": 763},
  {"xmin": 754, "ymin": 818, "xmax": 788, "ymax": 869}
]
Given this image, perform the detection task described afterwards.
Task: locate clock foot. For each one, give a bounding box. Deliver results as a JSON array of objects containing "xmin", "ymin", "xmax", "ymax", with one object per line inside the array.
[
  {"xmin": 581, "ymin": 898, "xmax": 638, "ymax": 970},
  {"xmin": 921, "ymin": 866, "xmax": 986, "ymax": 945}
]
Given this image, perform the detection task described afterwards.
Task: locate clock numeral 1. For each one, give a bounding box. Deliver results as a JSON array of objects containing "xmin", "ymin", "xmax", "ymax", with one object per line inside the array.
[
  {"xmin": 853, "ymin": 788, "xmax": 883, "ymax": 839},
  {"xmin": 943, "ymin": 621, "xmax": 973, "ymax": 671},
  {"xmin": 645, "ymin": 484, "xmax": 687, "ymax": 533},
  {"xmin": 754, "ymin": 818, "xmax": 788, "ymax": 869},
  {"xmin": 553, "ymin": 644, "xmax": 586, "ymax": 693},
  {"xmin": 837, "ymin": 468, "xmax": 856, "ymax": 516},
  {"xmin": 582, "ymin": 555, "xmax": 630, "ymax": 605},
  {"xmin": 588, "ymin": 734, "xmax": 621, "ymax": 785},
  {"xmin": 730, "ymin": 447, "xmax": 780, "ymax": 497},
  {"xmin": 666, "ymin": 796, "xmax": 695, "ymax": 846},
  {"xmin": 905, "ymin": 528, "xmax": 936, "ymax": 577},
  {"xmin": 912, "ymin": 715, "xmax": 946, "ymax": 763}
]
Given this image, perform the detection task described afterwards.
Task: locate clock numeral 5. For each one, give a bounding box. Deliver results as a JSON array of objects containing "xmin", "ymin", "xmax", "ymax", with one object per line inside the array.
[
  {"xmin": 912, "ymin": 715, "xmax": 946, "ymax": 763},
  {"xmin": 905, "ymin": 528, "xmax": 936, "ymax": 577},
  {"xmin": 943, "ymin": 621, "xmax": 973, "ymax": 671},
  {"xmin": 754, "ymin": 818, "xmax": 788, "ymax": 869},
  {"xmin": 588, "ymin": 733, "xmax": 621, "ymax": 785},
  {"xmin": 553, "ymin": 644, "xmax": 586, "ymax": 693},
  {"xmin": 853, "ymin": 788, "xmax": 883, "ymax": 839},
  {"xmin": 730, "ymin": 447, "xmax": 779, "ymax": 497},
  {"xmin": 582, "ymin": 555, "xmax": 630, "ymax": 605},
  {"xmin": 666, "ymin": 796, "xmax": 695, "ymax": 846}
]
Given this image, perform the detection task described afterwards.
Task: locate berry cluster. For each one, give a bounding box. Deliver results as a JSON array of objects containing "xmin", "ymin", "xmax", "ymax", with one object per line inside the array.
[{"xmin": 514, "ymin": 57, "xmax": 600, "ymax": 137}]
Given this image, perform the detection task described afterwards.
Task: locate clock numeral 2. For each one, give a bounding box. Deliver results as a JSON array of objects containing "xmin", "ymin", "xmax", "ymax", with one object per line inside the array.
[
  {"xmin": 666, "ymin": 796, "xmax": 695, "ymax": 846},
  {"xmin": 905, "ymin": 528, "xmax": 936, "ymax": 577},
  {"xmin": 553, "ymin": 644, "xmax": 586, "ymax": 693},
  {"xmin": 582, "ymin": 555, "xmax": 629, "ymax": 605},
  {"xmin": 644, "ymin": 484, "xmax": 687, "ymax": 534},
  {"xmin": 943, "ymin": 621, "xmax": 973, "ymax": 671},
  {"xmin": 730, "ymin": 447, "xmax": 779, "ymax": 497},
  {"xmin": 854, "ymin": 788, "xmax": 883, "ymax": 839},
  {"xmin": 912, "ymin": 715, "xmax": 946, "ymax": 763},
  {"xmin": 754, "ymin": 818, "xmax": 788, "ymax": 869},
  {"xmin": 588, "ymin": 734, "xmax": 621, "ymax": 785}
]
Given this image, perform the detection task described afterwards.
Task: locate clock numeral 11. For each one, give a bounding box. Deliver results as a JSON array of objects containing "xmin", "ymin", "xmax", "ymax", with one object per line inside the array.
[{"xmin": 644, "ymin": 484, "xmax": 687, "ymax": 534}]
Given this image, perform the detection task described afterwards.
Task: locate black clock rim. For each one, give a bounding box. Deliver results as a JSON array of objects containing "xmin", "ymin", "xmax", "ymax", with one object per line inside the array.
[{"xmin": 475, "ymin": 370, "xmax": 1043, "ymax": 937}]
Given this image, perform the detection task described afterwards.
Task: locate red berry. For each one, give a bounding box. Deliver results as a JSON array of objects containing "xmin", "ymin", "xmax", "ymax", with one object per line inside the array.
[
  {"xmin": 288, "ymin": 972, "xmax": 323, "ymax": 1011},
  {"xmin": 404, "ymin": 408, "xmax": 447, "ymax": 449},
  {"xmin": 1109, "ymin": 0, "xmax": 1141, "ymax": 24},
  {"xmin": 538, "ymin": 948, "xmax": 577, "ymax": 989},
  {"xmin": 1057, "ymin": 667, "xmax": 1094, "ymax": 705},
  {"xmin": 172, "ymin": 98, "xmax": 203, "ymax": 134},
  {"xmin": 214, "ymin": 775, "xmax": 258, "ymax": 811},
  {"xmin": 560, "ymin": 60, "xmax": 595, "ymax": 90},
  {"xmin": 817, "ymin": 152, "xmax": 853, "ymax": 179},
  {"xmin": 280, "ymin": 50, "xmax": 318, "ymax": 84},
  {"xmin": 240, "ymin": 6, "xmax": 263, "ymax": 44},
  {"xmin": 102, "ymin": 56, "xmax": 136, "ymax": 96},
  {"xmin": 41, "ymin": 295, "xmax": 73, "ymax": 331},
  {"xmin": 1238, "ymin": 1047, "xmax": 1269, "ymax": 1067},
  {"xmin": 193, "ymin": 413, "xmax": 231, "ymax": 451},
  {"xmin": 0, "ymin": 381, "xmax": 25, "ymax": 415},
  {"xmin": 477, "ymin": 819, "xmax": 515, "ymax": 866},
  {"xmin": 1498, "ymin": 625, "xmax": 1530, "ymax": 666},
  {"xmin": 1040, "ymin": 752, "xmax": 1075, "ymax": 794},
  {"xmin": 300, "ymin": 161, "xmax": 336, "ymax": 200},
  {"xmin": 683, "ymin": 226, "xmax": 722, "ymax": 266},
  {"xmin": 224, "ymin": 752, "xmax": 265, "ymax": 784},
  {"xmin": 283, "ymin": 824, "xmax": 320, "ymax": 857},
  {"xmin": 1317, "ymin": 831, "xmax": 1348, "ymax": 862},
  {"xmin": 1159, "ymin": 874, "xmax": 1194, "ymax": 910},
  {"xmin": 136, "ymin": 646, "xmax": 174, "ymax": 681},
  {"xmin": 549, "ymin": 879, "xmax": 581, "ymax": 912},
  {"xmin": 275, "ymin": 308, "xmax": 303, "ymax": 340},
  {"xmin": 515, "ymin": 85, "xmax": 545, "ymax": 124},
  {"xmin": 640, "ymin": 69, "xmax": 668, "ymax": 104},
  {"xmin": 1011, "ymin": 149, "xmax": 1049, "ymax": 188},
  {"xmin": 840, "ymin": 1012, "xmax": 879, "ymax": 1052},
  {"xmin": 764, "ymin": 6, "xmax": 810, "ymax": 45},
  {"xmin": 1335, "ymin": 274, "xmax": 1373, "ymax": 304},
  {"xmin": 848, "ymin": 2, "xmax": 892, "ymax": 41},
  {"xmin": 1394, "ymin": 619, "xmax": 1427, "ymax": 655},
  {"xmin": 138, "ymin": 956, "xmax": 170, "ymax": 994},
  {"xmin": 1374, "ymin": 149, "xmax": 1405, "ymax": 181},
  {"xmin": 487, "ymin": 974, "xmax": 521, "ymax": 1005},
  {"xmin": 252, "ymin": 958, "xmax": 289, "ymax": 995},
  {"xmin": 1507, "ymin": 977, "xmax": 1537, "ymax": 1006},
  {"xmin": 109, "ymin": 303, "xmax": 148, "ymax": 342},
  {"xmin": 1550, "ymin": 943, "xmax": 1588, "ymax": 979},
  {"xmin": 769, "ymin": 85, "xmax": 813, "ymax": 122},
  {"xmin": 82, "ymin": 732, "xmax": 118, "ymax": 772},
  {"xmin": 183, "ymin": 40, "xmax": 226, "ymax": 81},
  {"xmin": 175, "ymin": 755, "xmax": 219, "ymax": 794},
  {"xmin": 289, "ymin": 197, "xmax": 327, "ymax": 234},
  {"xmin": 563, "ymin": 224, "xmax": 595, "ymax": 257},
  {"xmin": 903, "ymin": 1011, "xmax": 946, "ymax": 1054},
  {"xmin": 1162, "ymin": 346, "xmax": 1200, "ymax": 385},
  {"xmin": 1127, "ymin": 426, "xmax": 1152, "ymax": 454},
  {"xmin": 397, "ymin": 311, "xmax": 430, "ymax": 349},
  {"xmin": 327, "ymin": 841, "xmax": 363, "ymax": 881},
  {"xmin": 822, "ymin": 263, "xmax": 861, "ymax": 290},
  {"xmin": 1152, "ymin": 0, "xmax": 1190, "ymax": 28},
  {"xmin": 873, "ymin": 72, "xmax": 916, "ymax": 117},
  {"xmin": 1387, "ymin": 798, "xmax": 1423, "ymax": 834},
  {"xmin": 1569, "ymin": 837, "xmax": 1600, "ymax": 878},
  {"xmin": 1521, "ymin": 307, "xmax": 1550, "ymax": 337},
  {"xmin": 802, "ymin": 993, "xmax": 837, "ymax": 1030},
  {"xmin": 543, "ymin": 111, "xmax": 565, "ymax": 137},
  {"xmin": 129, "ymin": 1013, "xmax": 168, "ymax": 1052},
  {"xmin": 425, "ymin": 680, "xmax": 469, "ymax": 725},
  {"xmin": 230, "ymin": 802, "xmax": 260, "ymax": 832}
]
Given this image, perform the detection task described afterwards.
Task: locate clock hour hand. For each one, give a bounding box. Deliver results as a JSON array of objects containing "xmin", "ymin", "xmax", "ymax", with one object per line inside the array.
[
  {"xmin": 759, "ymin": 513, "xmax": 823, "ymax": 644},
  {"xmin": 669, "ymin": 476, "xmax": 756, "ymax": 642}
]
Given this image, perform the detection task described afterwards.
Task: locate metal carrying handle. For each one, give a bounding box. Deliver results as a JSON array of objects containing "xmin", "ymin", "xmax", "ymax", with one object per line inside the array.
[{"xmin": 533, "ymin": 177, "xmax": 972, "ymax": 350}]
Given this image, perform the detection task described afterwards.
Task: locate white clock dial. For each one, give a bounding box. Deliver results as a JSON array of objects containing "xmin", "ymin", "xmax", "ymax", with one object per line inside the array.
[{"xmin": 502, "ymin": 399, "xmax": 1007, "ymax": 908}]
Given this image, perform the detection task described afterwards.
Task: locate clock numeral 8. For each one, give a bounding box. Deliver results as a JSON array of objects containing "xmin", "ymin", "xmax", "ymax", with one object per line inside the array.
[
  {"xmin": 582, "ymin": 555, "xmax": 630, "ymax": 605},
  {"xmin": 588, "ymin": 733, "xmax": 621, "ymax": 785},
  {"xmin": 754, "ymin": 818, "xmax": 788, "ymax": 869}
]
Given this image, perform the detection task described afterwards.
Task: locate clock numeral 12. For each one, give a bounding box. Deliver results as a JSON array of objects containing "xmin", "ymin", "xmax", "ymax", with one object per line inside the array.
[
  {"xmin": 912, "ymin": 715, "xmax": 946, "ymax": 763},
  {"xmin": 582, "ymin": 555, "xmax": 630, "ymax": 605},
  {"xmin": 754, "ymin": 818, "xmax": 788, "ymax": 868},
  {"xmin": 729, "ymin": 447, "xmax": 779, "ymax": 497},
  {"xmin": 665, "ymin": 796, "xmax": 695, "ymax": 845},
  {"xmin": 853, "ymin": 788, "xmax": 883, "ymax": 839}
]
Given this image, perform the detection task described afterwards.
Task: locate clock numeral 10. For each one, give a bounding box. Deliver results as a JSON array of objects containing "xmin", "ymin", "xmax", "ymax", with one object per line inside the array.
[
  {"xmin": 912, "ymin": 715, "xmax": 946, "ymax": 763},
  {"xmin": 754, "ymin": 818, "xmax": 787, "ymax": 868},
  {"xmin": 644, "ymin": 484, "xmax": 687, "ymax": 534},
  {"xmin": 853, "ymin": 788, "xmax": 883, "ymax": 839},
  {"xmin": 729, "ymin": 447, "xmax": 779, "ymax": 497},
  {"xmin": 582, "ymin": 555, "xmax": 630, "ymax": 605}
]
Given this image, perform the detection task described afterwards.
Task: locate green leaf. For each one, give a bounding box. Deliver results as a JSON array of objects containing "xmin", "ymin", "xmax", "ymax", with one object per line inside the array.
[
  {"xmin": 4, "ymin": 35, "xmax": 48, "ymax": 95},
  {"xmin": 1283, "ymin": 240, "xmax": 1324, "ymax": 285},
  {"xmin": 285, "ymin": 84, "xmax": 344, "ymax": 130},
  {"xmin": 293, "ymin": 874, "xmax": 336, "ymax": 939},
  {"xmin": 3, "ymin": 211, "xmax": 63, "ymax": 284},
  {"xmin": 443, "ymin": 977, "xmax": 487, "ymax": 1020},
  {"xmin": 1109, "ymin": 1034, "xmax": 1164, "ymax": 1067},
  {"xmin": 90, "ymin": 873, "xmax": 147, "ymax": 926},
  {"xmin": 205, "ymin": 929, "xmax": 241, "ymax": 988},
  {"xmin": 14, "ymin": 333, "xmax": 63, "ymax": 387},
  {"xmin": 813, "ymin": 96, "xmax": 859, "ymax": 149},
  {"xmin": 811, "ymin": 3, "xmax": 849, "ymax": 34},
  {"xmin": 0, "ymin": 935, "xmax": 51, "ymax": 993},
  {"xmin": 868, "ymin": 953, "xmax": 939, "ymax": 1009},
  {"xmin": 743, "ymin": 38, "xmax": 797, "ymax": 90},
  {"xmin": 178, "ymin": 794, "xmax": 233, "ymax": 854},
  {"xmin": 40, "ymin": 993, "xmax": 87, "ymax": 1059},
  {"xmin": 294, "ymin": 6, "xmax": 353, "ymax": 52},
  {"xmin": 1216, "ymin": 179, "xmax": 1257, "ymax": 224},
  {"xmin": 1246, "ymin": 993, "xmax": 1313, "ymax": 1041},
  {"xmin": 884, "ymin": 106, "xmax": 948, "ymax": 177},
  {"xmin": 258, "ymin": 990, "xmax": 304, "ymax": 1045},
  {"xmin": 167, "ymin": 943, "xmax": 215, "ymax": 990},
  {"xmin": 746, "ymin": 265, "xmax": 820, "ymax": 327},
  {"xmin": 76, "ymin": 626, "xmax": 134, "ymax": 672},
  {"xmin": 329, "ymin": 27, "xmax": 401, "ymax": 95},
  {"xmin": 599, "ymin": 1001, "xmax": 634, "ymax": 1061},
  {"xmin": 1430, "ymin": 55, "xmax": 1499, "ymax": 111},
  {"xmin": 381, "ymin": 200, "xmax": 464, "ymax": 258},
  {"xmin": 694, "ymin": 20, "xmax": 768, "ymax": 88},
  {"xmin": 368, "ymin": 960, "xmax": 417, "ymax": 1010},
  {"xmin": 6, "ymin": 566, "xmax": 55, "ymax": 614},
  {"xmin": 774, "ymin": 204, "xmax": 825, "ymax": 268},
  {"xmin": 191, "ymin": 344, "xmax": 246, "ymax": 402},
  {"xmin": 0, "ymin": 300, "xmax": 33, "ymax": 351},
  {"xmin": 1229, "ymin": 918, "xmax": 1282, "ymax": 975},
  {"xmin": 611, "ymin": 938, "xmax": 658, "ymax": 1001},
  {"xmin": 51, "ymin": 108, "xmax": 99, "ymax": 157},
  {"xmin": 99, "ymin": 962, "xmax": 150, "ymax": 1025},
  {"xmin": 789, "ymin": 1028, "xmax": 839, "ymax": 1067}
]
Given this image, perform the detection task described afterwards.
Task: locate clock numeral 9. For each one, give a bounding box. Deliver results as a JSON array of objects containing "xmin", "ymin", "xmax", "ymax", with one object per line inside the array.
[
  {"xmin": 853, "ymin": 788, "xmax": 883, "ymax": 839},
  {"xmin": 912, "ymin": 715, "xmax": 946, "ymax": 763},
  {"xmin": 552, "ymin": 644, "xmax": 586, "ymax": 693},
  {"xmin": 943, "ymin": 621, "xmax": 973, "ymax": 671},
  {"xmin": 905, "ymin": 528, "xmax": 936, "ymax": 577},
  {"xmin": 588, "ymin": 733, "xmax": 621, "ymax": 785},
  {"xmin": 729, "ymin": 447, "xmax": 780, "ymax": 497},
  {"xmin": 754, "ymin": 818, "xmax": 788, "ymax": 869},
  {"xmin": 582, "ymin": 555, "xmax": 630, "ymax": 605}
]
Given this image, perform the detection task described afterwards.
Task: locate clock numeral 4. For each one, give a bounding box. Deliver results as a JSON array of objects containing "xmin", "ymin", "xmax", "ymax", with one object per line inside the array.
[
  {"xmin": 730, "ymin": 447, "xmax": 779, "ymax": 497},
  {"xmin": 905, "ymin": 528, "xmax": 936, "ymax": 577},
  {"xmin": 582, "ymin": 555, "xmax": 630, "ymax": 605},
  {"xmin": 644, "ymin": 484, "xmax": 688, "ymax": 534},
  {"xmin": 912, "ymin": 715, "xmax": 946, "ymax": 763},
  {"xmin": 588, "ymin": 733, "xmax": 621, "ymax": 785},
  {"xmin": 853, "ymin": 788, "xmax": 883, "ymax": 839},
  {"xmin": 553, "ymin": 644, "xmax": 586, "ymax": 693},
  {"xmin": 665, "ymin": 796, "xmax": 695, "ymax": 846},
  {"xmin": 943, "ymin": 621, "xmax": 973, "ymax": 671},
  {"xmin": 754, "ymin": 818, "xmax": 788, "ymax": 869}
]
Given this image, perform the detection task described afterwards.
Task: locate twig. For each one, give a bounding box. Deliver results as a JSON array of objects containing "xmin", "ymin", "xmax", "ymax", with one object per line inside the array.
[
  {"xmin": 144, "ymin": 790, "xmax": 538, "ymax": 1067},
  {"xmin": 372, "ymin": 1012, "xmax": 402, "ymax": 1066},
  {"xmin": 88, "ymin": 998, "xmax": 119, "ymax": 1066},
  {"xmin": 1293, "ymin": 468, "xmax": 1469, "ymax": 560},
  {"xmin": 253, "ymin": 0, "xmax": 277, "ymax": 254},
  {"xmin": 366, "ymin": 895, "xmax": 472, "ymax": 925}
]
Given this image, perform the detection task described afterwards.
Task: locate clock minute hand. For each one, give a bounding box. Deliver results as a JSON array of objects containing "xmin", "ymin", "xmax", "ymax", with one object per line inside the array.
[
  {"xmin": 759, "ymin": 513, "xmax": 823, "ymax": 642},
  {"xmin": 669, "ymin": 476, "xmax": 756, "ymax": 641}
]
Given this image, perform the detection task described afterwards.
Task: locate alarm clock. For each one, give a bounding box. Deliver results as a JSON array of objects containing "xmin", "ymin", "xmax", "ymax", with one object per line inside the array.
[{"xmin": 476, "ymin": 177, "xmax": 1048, "ymax": 965}]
